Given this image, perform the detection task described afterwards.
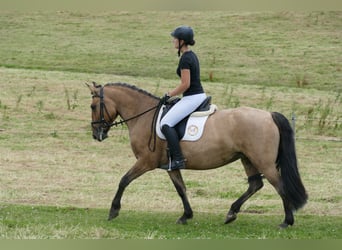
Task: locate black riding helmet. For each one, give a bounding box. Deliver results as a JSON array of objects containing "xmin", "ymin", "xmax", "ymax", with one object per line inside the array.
[{"xmin": 171, "ymin": 26, "xmax": 195, "ymax": 56}]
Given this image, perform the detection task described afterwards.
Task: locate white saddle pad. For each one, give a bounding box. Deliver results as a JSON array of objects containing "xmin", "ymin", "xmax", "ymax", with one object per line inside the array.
[{"xmin": 156, "ymin": 104, "xmax": 217, "ymax": 142}]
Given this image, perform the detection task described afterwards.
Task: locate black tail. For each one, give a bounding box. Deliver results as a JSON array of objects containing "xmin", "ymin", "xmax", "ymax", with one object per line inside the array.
[{"xmin": 271, "ymin": 112, "xmax": 308, "ymax": 210}]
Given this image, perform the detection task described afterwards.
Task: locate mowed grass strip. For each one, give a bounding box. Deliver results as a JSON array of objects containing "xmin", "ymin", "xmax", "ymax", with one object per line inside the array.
[{"xmin": 1, "ymin": 204, "xmax": 341, "ymax": 239}]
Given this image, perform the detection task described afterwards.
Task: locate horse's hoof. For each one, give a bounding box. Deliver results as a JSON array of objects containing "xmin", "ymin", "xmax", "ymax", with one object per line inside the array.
[
  {"xmin": 278, "ymin": 222, "xmax": 289, "ymax": 229},
  {"xmin": 108, "ymin": 209, "xmax": 119, "ymax": 221},
  {"xmin": 176, "ymin": 218, "xmax": 187, "ymax": 225},
  {"xmin": 225, "ymin": 212, "xmax": 237, "ymax": 224},
  {"xmin": 176, "ymin": 216, "xmax": 188, "ymax": 225},
  {"xmin": 176, "ymin": 213, "xmax": 193, "ymax": 225}
]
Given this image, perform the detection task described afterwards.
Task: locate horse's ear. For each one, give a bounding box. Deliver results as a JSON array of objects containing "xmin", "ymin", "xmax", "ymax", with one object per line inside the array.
[
  {"xmin": 85, "ymin": 82, "xmax": 99, "ymax": 97},
  {"xmin": 85, "ymin": 81, "xmax": 102, "ymax": 96},
  {"xmin": 85, "ymin": 82, "xmax": 95, "ymax": 92},
  {"xmin": 92, "ymin": 81, "xmax": 102, "ymax": 88}
]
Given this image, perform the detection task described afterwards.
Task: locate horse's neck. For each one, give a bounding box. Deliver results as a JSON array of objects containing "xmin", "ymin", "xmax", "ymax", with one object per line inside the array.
[{"xmin": 109, "ymin": 87, "xmax": 158, "ymax": 128}]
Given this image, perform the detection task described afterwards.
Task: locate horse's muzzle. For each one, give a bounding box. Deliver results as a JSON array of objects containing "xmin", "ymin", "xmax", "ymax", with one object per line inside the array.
[{"xmin": 93, "ymin": 127, "xmax": 108, "ymax": 142}]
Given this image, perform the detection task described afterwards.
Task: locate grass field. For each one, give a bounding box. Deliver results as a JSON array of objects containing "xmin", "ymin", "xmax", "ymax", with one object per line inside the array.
[{"xmin": 0, "ymin": 11, "xmax": 341, "ymax": 239}]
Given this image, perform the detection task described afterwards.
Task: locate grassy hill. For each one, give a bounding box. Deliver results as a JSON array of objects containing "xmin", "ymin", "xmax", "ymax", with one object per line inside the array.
[{"xmin": 0, "ymin": 11, "xmax": 341, "ymax": 90}]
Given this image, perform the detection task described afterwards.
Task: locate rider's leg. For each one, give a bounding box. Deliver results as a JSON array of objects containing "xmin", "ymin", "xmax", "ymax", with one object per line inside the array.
[
  {"xmin": 161, "ymin": 124, "xmax": 186, "ymax": 171},
  {"xmin": 161, "ymin": 93, "xmax": 207, "ymax": 127},
  {"xmin": 160, "ymin": 93, "xmax": 206, "ymax": 171}
]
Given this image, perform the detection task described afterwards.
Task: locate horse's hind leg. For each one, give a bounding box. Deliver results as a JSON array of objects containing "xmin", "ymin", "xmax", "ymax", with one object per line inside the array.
[
  {"xmin": 264, "ymin": 171, "xmax": 294, "ymax": 228},
  {"xmin": 167, "ymin": 170, "xmax": 193, "ymax": 224},
  {"xmin": 279, "ymin": 195, "xmax": 294, "ymax": 228},
  {"xmin": 225, "ymin": 157, "xmax": 264, "ymax": 224}
]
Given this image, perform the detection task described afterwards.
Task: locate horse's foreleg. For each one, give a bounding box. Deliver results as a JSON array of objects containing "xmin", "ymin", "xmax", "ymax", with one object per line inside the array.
[
  {"xmin": 167, "ymin": 170, "xmax": 193, "ymax": 224},
  {"xmin": 108, "ymin": 164, "xmax": 150, "ymax": 221},
  {"xmin": 225, "ymin": 173, "xmax": 264, "ymax": 224},
  {"xmin": 108, "ymin": 174, "xmax": 129, "ymax": 220}
]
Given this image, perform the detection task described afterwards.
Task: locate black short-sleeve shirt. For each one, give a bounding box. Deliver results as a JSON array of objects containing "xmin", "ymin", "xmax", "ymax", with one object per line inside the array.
[{"xmin": 177, "ymin": 51, "xmax": 204, "ymax": 96}]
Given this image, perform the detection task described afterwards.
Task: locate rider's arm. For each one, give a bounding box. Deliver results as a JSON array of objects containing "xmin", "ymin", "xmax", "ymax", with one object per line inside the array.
[{"xmin": 168, "ymin": 69, "xmax": 190, "ymax": 97}]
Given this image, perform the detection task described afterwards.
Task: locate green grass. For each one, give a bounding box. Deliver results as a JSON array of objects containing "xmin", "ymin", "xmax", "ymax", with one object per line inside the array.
[
  {"xmin": 0, "ymin": 11, "xmax": 341, "ymax": 239},
  {"xmin": 1, "ymin": 204, "xmax": 341, "ymax": 239}
]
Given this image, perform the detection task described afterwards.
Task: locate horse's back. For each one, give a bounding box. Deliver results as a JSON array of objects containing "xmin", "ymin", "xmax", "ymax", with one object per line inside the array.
[
  {"xmin": 184, "ymin": 107, "xmax": 279, "ymax": 170},
  {"xmin": 209, "ymin": 106, "xmax": 276, "ymax": 135},
  {"xmin": 217, "ymin": 106, "xmax": 279, "ymax": 144}
]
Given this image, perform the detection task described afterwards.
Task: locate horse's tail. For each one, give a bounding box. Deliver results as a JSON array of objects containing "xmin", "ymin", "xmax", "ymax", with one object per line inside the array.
[{"xmin": 271, "ymin": 112, "xmax": 308, "ymax": 211}]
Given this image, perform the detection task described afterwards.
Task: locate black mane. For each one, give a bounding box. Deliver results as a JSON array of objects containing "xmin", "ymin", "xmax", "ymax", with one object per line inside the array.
[{"xmin": 105, "ymin": 82, "xmax": 160, "ymax": 100}]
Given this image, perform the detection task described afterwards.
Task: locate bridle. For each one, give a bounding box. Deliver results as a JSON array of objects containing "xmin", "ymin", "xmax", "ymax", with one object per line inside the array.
[
  {"xmin": 91, "ymin": 86, "xmax": 162, "ymax": 150},
  {"xmin": 91, "ymin": 87, "xmax": 112, "ymax": 128}
]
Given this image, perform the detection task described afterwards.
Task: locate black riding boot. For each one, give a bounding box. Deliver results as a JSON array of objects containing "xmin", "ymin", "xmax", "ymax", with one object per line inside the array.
[{"xmin": 161, "ymin": 125, "xmax": 186, "ymax": 171}]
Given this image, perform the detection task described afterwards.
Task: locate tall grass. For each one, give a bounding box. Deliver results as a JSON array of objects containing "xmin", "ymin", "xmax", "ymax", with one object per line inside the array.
[
  {"xmin": 300, "ymin": 92, "xmax": 342, "ymax": 136},
  {"xmin": 0, "ymin": 100, "xmax": 9, "ymax": 120},
  {"xmin": 64, "ymin": 85, "xmax": 79, "ymax": 110}
]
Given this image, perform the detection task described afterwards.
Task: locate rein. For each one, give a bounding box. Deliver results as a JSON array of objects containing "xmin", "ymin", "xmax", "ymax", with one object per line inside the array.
[
  {"xmin": 92, "ymin": 86, "xmax": 163, "ymax": 151},
  {"xmin": 110, "ymin": 104, "xmax": 160, "ymax": 128}
]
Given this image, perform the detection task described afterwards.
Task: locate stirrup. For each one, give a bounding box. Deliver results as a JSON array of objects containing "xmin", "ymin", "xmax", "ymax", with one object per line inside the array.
[{"xmin": 167, "ymin": 158, "xmax": 186, "ymax": 171}]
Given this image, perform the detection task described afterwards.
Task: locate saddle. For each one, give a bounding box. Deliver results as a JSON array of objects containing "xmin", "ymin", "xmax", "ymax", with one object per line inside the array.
[{"xmin": 156, "ymin": 96, "xmax": 217, "ymax": 141}]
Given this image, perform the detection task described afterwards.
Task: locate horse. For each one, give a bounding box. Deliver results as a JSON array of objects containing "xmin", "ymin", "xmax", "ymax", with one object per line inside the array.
[{"xmin": 86, "ymin": 81, "xmax": 308, "ymax": 228}]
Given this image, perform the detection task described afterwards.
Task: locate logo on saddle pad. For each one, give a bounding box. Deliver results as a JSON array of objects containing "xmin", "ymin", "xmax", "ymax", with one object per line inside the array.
[{"xmin": 156, "ymin": 104, "xmax": 217, "ymax": 141}]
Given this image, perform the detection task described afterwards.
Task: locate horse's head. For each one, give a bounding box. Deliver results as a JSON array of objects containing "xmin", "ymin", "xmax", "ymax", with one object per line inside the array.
[{"xmin": 86, "ymin": 82, "xmax": 117, "ymax": 142}]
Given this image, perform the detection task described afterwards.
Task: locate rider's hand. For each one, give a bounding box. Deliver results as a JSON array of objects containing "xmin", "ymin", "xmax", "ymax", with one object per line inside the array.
[{"xmin": 160, "ymin": 93, "xmax": 170, "ymax": 104}]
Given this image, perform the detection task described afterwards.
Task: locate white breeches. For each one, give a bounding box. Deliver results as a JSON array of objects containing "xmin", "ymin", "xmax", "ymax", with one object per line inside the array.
[{"xmin": 160, "ymin": 93, "xmax": 207, "ymax": 127}]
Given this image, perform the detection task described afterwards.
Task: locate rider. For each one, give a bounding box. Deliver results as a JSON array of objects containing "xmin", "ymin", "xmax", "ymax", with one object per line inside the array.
[{"xmin": 160, "ymin": 25, "xmax": 207, "ymax": 171}]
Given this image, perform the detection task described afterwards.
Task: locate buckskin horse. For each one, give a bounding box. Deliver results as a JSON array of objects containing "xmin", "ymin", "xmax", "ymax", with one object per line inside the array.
[{"xmin": 87, "ymin": 82, "xmax": 308, "ymax": 228}]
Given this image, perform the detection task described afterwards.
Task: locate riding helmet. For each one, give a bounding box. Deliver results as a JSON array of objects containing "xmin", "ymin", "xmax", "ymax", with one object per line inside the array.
[{"xmin": 171, "ymin": 26, "xmax": 195, "ymax": 46}]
